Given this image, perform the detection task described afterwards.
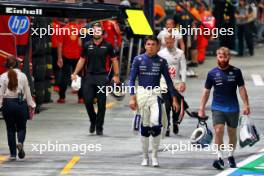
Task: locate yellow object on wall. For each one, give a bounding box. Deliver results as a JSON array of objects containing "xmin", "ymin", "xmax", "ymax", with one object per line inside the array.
[{"xmin": 125, "ymin": 9, "xmax": 153, "ymax": 35}]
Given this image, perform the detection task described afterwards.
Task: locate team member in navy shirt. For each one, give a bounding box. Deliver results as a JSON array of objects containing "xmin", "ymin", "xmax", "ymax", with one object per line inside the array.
[
  {"xmin": 199, "ymin": 47, "xmax": 250, "ymax": 170},
  {"xmin": 129, "ymin": 36, "xmax": 180, "ymax": 167}
]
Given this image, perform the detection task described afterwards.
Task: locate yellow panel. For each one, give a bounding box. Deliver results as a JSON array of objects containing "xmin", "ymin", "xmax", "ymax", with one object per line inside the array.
[{"xmin": 125, "ymin": 9, "xmax": 153, "ymax": 35}]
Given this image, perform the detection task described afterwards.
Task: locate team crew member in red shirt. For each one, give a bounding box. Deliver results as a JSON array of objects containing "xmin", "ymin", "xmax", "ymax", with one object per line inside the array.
[
  {"xmin": 57, "ymin": 19, "xmax": 83, "ymax": 103},
  {"xmin": 51, "ymin": 19, "xmax": 61, "ymax": 92},
  {"xmin": 71, "ymin": 23, "xmax": 120, "ymax": 135},
  {"xmin": 101, "ymin": 20, "xmax": 122, "ymax": 50}
]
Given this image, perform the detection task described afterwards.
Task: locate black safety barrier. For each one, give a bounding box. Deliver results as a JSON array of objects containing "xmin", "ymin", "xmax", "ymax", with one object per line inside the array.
[
  {"xmin": 32, "ymin": 56, "xmax": 46, "ymax": 82},
  {"xmin": 45, "ymin": 55, "xmax": 53, "ymax": 80},
  {"xmin": 44, "ymin": 80, "xmax": 52, "ymax": 103},
  {"xmin": 34, "ymin": 81, "xmax": 45, "ymax": 105},
  {"xmin": 31, "ymin": 17, "xmax": 51, "ymax": 56}
]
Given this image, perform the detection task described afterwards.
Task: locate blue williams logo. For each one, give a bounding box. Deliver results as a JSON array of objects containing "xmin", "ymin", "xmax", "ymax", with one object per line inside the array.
[{"xmin": 8, "ymin": 16, "xmax": 30, "ymax": 35}]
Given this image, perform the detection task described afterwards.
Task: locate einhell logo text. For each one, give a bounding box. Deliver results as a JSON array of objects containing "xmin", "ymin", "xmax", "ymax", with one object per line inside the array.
[{"xmin": 5, "ymin": 7, "xmax": 43, "ymax": 15}]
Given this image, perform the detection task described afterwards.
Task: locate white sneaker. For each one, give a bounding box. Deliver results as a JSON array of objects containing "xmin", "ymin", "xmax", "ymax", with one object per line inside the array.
[
  {"xmin": 141, "ymin": 158, "xmax": 149, "ymax": 166},
  {"xmin": 8, "ymin": 156, "xmax": 16, "ymax": 161},
  {"xmin": 152, "ymin": 158, "xmax": 159, "ymax": 167}
]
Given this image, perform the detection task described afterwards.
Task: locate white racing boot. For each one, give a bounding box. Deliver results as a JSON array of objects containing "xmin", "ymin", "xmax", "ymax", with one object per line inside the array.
[
  {"xmin": 152, "ymin": 135, "xmax": 161, "ymax": 167},
  {"xmin": 141, "ymin": 136, "xmax": 149, "ymax": 166}
]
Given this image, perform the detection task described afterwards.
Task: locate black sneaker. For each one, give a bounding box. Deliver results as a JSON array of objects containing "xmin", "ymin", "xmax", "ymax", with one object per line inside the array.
[
  {"xmin": 17, "ymin": 143, "xmax": 25, "ymax": 159},
  {"xmin": 187, "ymin": 62, "xmax": 198, "ymax": 67},
  {"xmin": 165, "ymin": 129, "xmax": 170, "ymax": 137},
  {"xmin": 173, "ymin": 124, "xmax": 179, "ymax": 134},
  {"xmin": 96, "ymin": 130, "xmax": 103, "ymax": 136},
  {"xmin": 228, "ymin": 156, "xmax": 237, "ymax": 168},
  {"xmin": 213, "ymin": 158, "xmax": 224, "ymax": 170},
  {"xmin": 89, "ymin": 124, "xmax": 95, "ymax": 134}
]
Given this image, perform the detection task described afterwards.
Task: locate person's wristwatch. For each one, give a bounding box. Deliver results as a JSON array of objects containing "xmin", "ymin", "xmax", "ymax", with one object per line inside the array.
[{"xmin": 114, "ymin": 73, "xmax": 119, "ymax": 77}]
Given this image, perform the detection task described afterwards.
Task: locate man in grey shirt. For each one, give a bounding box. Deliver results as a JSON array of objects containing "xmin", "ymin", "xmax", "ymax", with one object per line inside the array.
[{"xmin": 235, "ymin": 0, "xmax": 255, "ymax": 56}]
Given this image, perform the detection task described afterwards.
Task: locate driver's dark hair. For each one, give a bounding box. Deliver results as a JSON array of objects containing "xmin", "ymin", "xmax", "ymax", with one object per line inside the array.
[{"xmin": 144, "ymin": 35, "xmax": 160, "ymax": 45}]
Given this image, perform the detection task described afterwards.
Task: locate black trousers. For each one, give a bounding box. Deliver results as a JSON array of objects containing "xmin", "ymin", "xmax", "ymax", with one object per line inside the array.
[
  {"xmin": 59, "ymin": 57, "xmax": 83, "ymax": 99},
  {"xmin": 51, "ymin": 47, "xmax": 61, "ymax": 86},
  {"xmin": 82, "ymin": 74, "xmax": 108, "ymax": 131},
  {"xmin": 2, "ymin": 98, "xmax": 28, "ymax": 157},
  {"xmin": 237, "ymin": 22, "xmax": 255, "ymax": 56},
  {"xmin": 161, "ymin": 92, "xmax": 180, "ymax": 129},
  {"xmin": 219, "ymin": 23, "xmax": 236, "ymax": 50}
]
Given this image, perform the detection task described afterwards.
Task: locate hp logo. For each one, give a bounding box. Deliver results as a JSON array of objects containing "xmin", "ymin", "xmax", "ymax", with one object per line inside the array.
[{"xmin": 8, "ymin": 16, "xmax": 30, "ymax": 35}]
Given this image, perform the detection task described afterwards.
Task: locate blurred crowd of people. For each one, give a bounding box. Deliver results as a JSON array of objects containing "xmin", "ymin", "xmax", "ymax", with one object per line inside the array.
[
  {"xmin": 153, "ymin": 0, "xmax": 264, "ymax": 66},
  {"xmin": 48, "ymin": 0, "xmax": 264, "ymax": 104}
]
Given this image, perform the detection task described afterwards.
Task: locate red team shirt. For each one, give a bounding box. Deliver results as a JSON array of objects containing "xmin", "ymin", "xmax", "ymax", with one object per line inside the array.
[
  {"xmin": 57, "ymin": 22, "xmax": 81, "ymax": 59},
  {"xmin": 101, "ymin": 20, "xmax": 122, "ymax": 48}
]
